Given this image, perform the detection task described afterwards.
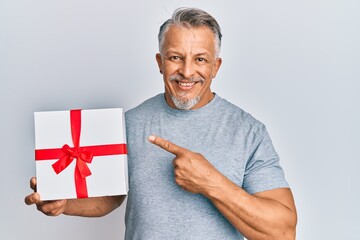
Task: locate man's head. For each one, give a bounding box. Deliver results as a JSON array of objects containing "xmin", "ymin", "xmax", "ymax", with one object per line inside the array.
[{"xmin": 156, "ymin": 8, "xmax": 222, "ymax": 110}]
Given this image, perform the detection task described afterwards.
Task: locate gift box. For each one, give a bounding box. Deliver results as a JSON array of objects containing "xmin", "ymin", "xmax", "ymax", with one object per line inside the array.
[{"xmin": 34, "ymin": 108, "xmax": 128, "ymax": 200}]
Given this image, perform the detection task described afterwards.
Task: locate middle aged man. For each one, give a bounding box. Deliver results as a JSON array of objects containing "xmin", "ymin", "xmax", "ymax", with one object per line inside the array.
[{"xmin": 25, "ymin": 7, "xmax": 297, "ymax": 240}]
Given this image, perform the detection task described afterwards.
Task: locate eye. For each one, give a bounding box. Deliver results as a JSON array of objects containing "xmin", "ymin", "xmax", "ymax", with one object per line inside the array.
[
  {"xmin": 196, "ymin": 57, "xmax": 206, "ymax": 62},
  {"xmin": 169, "ymin": 56, "xmax": 181, "ymax": 61}
]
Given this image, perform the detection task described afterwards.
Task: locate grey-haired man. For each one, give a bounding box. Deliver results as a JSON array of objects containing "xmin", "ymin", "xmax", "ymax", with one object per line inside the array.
[{"xmin": 26, "ymin": 8, "xmax": 297, "ymax": 240}]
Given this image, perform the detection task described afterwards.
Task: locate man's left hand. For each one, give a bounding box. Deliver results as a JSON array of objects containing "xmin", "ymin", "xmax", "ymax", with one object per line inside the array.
[{"xmin": 148, "ymin": 135, "xmax": 222, "ymax": 195}]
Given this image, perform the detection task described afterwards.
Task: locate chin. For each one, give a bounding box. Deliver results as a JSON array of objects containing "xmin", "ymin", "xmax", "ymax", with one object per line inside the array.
[{"xmin": 171, "ymin": 95, "xmax": 200, "ymax": 110}]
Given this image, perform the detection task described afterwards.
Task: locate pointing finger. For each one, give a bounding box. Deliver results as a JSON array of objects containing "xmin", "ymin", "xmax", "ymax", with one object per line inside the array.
[{"xmin": 148, "ymin": 135, "xmax": 187, "ymax": 156}]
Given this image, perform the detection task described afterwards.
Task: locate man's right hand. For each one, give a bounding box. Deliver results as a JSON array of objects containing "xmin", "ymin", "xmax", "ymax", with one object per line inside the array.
[{"xmin": 24, "ymin": 177, "xmax": 67, "ymax": 216}]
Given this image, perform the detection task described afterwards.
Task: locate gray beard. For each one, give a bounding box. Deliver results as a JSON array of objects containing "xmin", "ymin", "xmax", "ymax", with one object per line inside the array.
[
  {"xmin": 170, "ymin": 95, "xmax": 200, "ymax": 110},
  {"xmin": 168, "ymin": 73, "xmax": 204, "ymax": 110}
]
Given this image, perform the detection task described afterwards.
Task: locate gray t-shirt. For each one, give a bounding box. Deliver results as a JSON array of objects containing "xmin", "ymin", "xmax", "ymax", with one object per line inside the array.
[{"xmin": 124, "ymin": 93, "xmax": 289, "ymax": 240}]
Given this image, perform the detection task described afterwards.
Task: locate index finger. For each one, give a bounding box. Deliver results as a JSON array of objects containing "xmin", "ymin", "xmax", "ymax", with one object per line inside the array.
[{"xmin": 148, "ymin": 135, "xmax": 187, "ymax": 156}]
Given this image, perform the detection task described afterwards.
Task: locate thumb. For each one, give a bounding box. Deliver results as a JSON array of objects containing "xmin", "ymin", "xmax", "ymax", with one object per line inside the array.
[
  {"xmin": 24, "ymin": 192, "xmax": 41, "ymax": 205},
  {"xmin": 30, "ymin": 177, "xmax": 37, "ymax": 191}
]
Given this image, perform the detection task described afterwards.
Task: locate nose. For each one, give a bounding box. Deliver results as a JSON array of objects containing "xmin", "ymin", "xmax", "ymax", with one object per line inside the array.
[{"xmin": 179, "ymin": 58, "xmax": 195, "ymax": 79}]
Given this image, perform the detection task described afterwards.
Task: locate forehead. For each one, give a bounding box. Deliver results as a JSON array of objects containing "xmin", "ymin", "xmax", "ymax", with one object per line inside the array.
[{"xmin": 163, "ymin": 25, "xmax": 216, "ymax": 53}]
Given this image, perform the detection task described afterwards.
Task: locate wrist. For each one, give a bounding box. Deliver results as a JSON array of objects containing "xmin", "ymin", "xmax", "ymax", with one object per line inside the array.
[
  {"xmin": 203, "ymin": 173, "xmax": 240, "ymax": 202},
  {"xmin": 62, "ymin": 199, "xmax": 73, "ymax": 215}
]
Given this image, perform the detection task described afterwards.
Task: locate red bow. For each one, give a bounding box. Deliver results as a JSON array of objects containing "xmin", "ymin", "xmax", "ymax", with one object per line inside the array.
[{"xmin": 52, "ymin": 144, "xmax": 93, "ymax": 178}]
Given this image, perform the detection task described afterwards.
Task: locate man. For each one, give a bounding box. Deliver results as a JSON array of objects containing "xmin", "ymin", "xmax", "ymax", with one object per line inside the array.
[{"xmin": 25, "ymin": 7, "xmax": 297, "ymax": 240}]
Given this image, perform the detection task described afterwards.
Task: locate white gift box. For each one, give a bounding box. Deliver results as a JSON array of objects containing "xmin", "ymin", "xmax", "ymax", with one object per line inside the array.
[{"xmin": 34, "ymin": 108, "xmax": 128, "ymax": 200}]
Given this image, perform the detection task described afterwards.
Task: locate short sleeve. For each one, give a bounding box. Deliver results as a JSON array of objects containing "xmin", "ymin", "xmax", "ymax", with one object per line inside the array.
[{"xmin": 242, "ymin": 125, "xmax": 289, "ymax": 194}]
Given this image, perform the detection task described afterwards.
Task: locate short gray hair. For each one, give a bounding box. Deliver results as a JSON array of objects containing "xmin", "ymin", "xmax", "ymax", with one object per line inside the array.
[{"xmin": 158, "ymin": 8, "xmax": 222, "ymax": 57}]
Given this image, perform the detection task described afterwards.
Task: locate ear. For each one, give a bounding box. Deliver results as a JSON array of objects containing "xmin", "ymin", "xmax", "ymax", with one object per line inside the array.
[
  {"xmin": 156, "ymin": 53, "xmax": 163, "ymax": 74},
  {"xmin": 212, "ymin": 57, "xmax": 222, "ymax": 78}
]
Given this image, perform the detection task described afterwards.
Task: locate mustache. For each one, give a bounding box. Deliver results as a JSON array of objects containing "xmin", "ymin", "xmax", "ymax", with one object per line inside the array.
[{"xmin": 169, "ymin": 74, "xmax": 205, "ymax": 83}]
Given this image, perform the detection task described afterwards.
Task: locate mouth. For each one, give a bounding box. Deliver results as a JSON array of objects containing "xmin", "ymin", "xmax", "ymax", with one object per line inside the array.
[
  {"xmin": 177, "ymin": 81, "xmax": 196, "ymax": 87},
  {"xmin": 169, "ymin": 74, "xmax": 204, "ymax": 91},
  {"xmin": 175, "ymin": 81, "xmax": 197, "ymax": 90}
]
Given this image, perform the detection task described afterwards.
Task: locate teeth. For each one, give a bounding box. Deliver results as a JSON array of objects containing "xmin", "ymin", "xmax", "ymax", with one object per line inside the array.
[{"xmin": 178, "ymin": 82, "xmax": 195, "ymax": 87}]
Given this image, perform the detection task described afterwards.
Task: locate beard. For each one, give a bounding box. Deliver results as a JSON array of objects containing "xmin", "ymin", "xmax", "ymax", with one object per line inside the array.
[
  {"xmin": 169, "ymin": 74, "xmax": 204, "ymax": 110},
  {"xmin": 170, "ymin": 94, "xmax": 200, "ymax": 110}
]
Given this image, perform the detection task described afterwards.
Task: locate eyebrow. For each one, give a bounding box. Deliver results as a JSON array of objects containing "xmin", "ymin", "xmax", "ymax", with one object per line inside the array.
[
  {"xmin": 164, "ymin": 49, "xmax": 211, "ymax": 57},
  {"xmin": 194, "ymin": 52, "xmax": 210, "ymax": 57},
  {"xmin": 164, "ymin": 49, "xmax": 181, "ymax": 56}
]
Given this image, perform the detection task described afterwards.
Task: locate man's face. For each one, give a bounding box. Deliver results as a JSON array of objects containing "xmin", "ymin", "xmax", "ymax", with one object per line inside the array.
[{"xmin": 156, "ymin": 25, "xmax": 222, "ymax": 110}]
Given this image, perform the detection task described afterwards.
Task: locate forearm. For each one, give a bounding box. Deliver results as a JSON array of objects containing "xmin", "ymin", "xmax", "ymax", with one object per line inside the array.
[
  {"xmin": 205, "ymin": 177, "xmax": 297, "ymax": 240},
  {"xmin": 63, "ymin": 195, "xmax": 126, "ymax": 217}
]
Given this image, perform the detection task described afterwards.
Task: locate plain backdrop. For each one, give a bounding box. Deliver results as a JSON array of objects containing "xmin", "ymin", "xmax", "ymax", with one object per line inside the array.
[{"xmin": 1, "ymin": 0, "xmax": 359, "ymax": 239}]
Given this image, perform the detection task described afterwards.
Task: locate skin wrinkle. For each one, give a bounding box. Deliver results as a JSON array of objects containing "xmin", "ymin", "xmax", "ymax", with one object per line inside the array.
[
  {"xmin": 159, "ymin": 22, "xmax": 221, "ymax": 58},
  {"xmin": 169, "ymin": 73, "xmax": 205, "ymax": 109}
]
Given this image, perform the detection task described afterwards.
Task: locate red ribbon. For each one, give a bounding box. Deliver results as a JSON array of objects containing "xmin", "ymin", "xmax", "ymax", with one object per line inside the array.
[{"xmin": 35, "ymin": 109, "xmax": 127, "ymax": 198}]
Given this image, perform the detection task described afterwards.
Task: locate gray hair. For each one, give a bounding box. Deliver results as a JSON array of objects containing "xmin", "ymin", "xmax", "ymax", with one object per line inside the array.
[{"xmin": 158, "ymin": 8, "xmax": 222, "ymax": 57}]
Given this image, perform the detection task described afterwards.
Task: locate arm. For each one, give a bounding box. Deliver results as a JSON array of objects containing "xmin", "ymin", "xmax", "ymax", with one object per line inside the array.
[
  {"xmin": 148, "ymin": 135, "xmax": 297, "ymax": 240},
  {"xmin": 25, "ymin": 177, "xmax": 126, "ymax": 217},
  {"xmin": 206, "ymin": 174, "xmax": 297, "ymax": 240}
]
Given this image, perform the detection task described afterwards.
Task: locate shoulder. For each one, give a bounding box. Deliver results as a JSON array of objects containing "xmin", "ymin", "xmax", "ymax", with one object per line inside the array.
[
  {"xmin": 125, "ymin": 94, "xmax": 163, "ymax": 120},
  {"xmin": 215, "ymin": 95, "xmax": 266, "ymax": 133}
]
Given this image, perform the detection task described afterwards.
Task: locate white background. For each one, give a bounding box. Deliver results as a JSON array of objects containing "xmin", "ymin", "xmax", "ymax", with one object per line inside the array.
[{"xmin": 1, "ymin": 0, "xmax": 359, "ymax": 239}]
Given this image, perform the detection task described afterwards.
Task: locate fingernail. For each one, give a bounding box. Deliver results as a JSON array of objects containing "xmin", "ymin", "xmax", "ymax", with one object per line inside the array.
[{"xmin": 148, "ymin": 135, "xmax": 155, "ymax": 142}]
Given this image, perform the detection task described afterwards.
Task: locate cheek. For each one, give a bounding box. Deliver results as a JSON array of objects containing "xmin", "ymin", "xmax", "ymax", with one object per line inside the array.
[
  {"xmin": 199, "ymin": 67, "xmax": 214, "ymax": 80},
  {"xmin": 163, "ymin": 62, "xmax": 178, "ymax": 73}
]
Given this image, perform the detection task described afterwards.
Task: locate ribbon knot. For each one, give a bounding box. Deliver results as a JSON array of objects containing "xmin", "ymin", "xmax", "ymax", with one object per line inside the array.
[{"xmin": 52, "ymin": 144, "xmax": 93, "ymax": 179}]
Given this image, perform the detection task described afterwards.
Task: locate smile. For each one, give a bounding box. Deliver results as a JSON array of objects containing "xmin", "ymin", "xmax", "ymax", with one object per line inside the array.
[{"xmin": 177, "ymin": 81, "xmax": 196, "ymax": 87}]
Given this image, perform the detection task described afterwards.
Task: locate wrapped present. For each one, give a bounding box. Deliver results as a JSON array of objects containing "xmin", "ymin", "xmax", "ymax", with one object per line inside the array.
[{"xmin": 34, "ymin": 108, "xmax": 128, "ymax": 200}]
